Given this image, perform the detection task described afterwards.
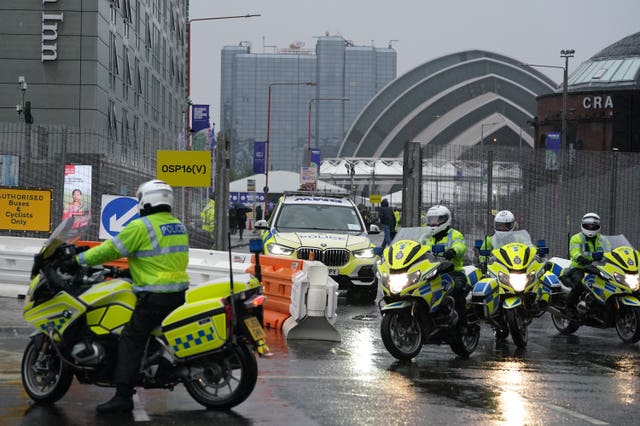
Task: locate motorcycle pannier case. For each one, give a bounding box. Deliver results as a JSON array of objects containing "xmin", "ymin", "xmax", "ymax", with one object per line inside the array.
[{"xmin": 161, "ymin": 283, "xmax": 229, "ymax": 359}]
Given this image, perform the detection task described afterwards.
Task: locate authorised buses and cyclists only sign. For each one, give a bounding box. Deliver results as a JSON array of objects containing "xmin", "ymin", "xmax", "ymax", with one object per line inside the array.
[
  {"xmin": 157, "ymin": 150, "xmax": 211, "ymax": 187},
  {"xmin": 0, "ymin": 188, "xmax": 52, "ymax": 232}
]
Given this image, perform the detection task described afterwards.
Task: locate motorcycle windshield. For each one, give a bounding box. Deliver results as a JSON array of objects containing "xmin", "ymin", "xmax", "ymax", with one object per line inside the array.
[
  {"xmin": 491, "ymin": 230, "xmax": 533, "ymax": 249},
  {"xmin": 392, "ymin": 227, "xmax": 434, "ymax": 245},
  {"xmin": 602, "ymin": 234, "xmax": 633, "ymax": 250},
  {"xmin": 40, "ymin": 218, "xmax": 83, "ymax": 260}
]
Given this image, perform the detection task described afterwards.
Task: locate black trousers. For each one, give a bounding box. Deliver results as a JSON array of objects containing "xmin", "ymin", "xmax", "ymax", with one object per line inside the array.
[
  {"xmin": 451, "ymin": 271, "xmax": 469, "ymax": 321},
  {"xmin": 114, "ymin": 291, "xmax": 185, "ymax": 391},
  {"xmin": 563, "ymin": 268, "xmax": 586, "ymax": 307}
]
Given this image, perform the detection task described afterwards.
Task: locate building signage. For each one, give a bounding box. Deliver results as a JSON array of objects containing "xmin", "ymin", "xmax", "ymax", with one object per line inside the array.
[
  {"xmin": 157, "ymin": 150, "xmax": 211, "ymax": 187},
  {"xmin": 42, "ymin": 0, "xmax": 63, "ymax": 61},
  {"xmin": 582, "ymin": 95, "xmax": 613, "ymax": 110},
  {"xmin": 0, "ymin": 188, "xmax": 52, "ymax": 232}
]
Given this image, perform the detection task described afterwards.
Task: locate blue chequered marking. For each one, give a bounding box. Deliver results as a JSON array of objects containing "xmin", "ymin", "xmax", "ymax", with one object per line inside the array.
[
  {"xmin": 39, "ymin": 317, "xmax": 67, "ymax": 331},
  {"xmin": 621, "ymin": 297, "xmax": 640, "ymax": 306},
  {"xmin": 473, "ymin": 281, "xmax": 492, "ymax": 297},
  {"xmin": 551, "ymin": 263, "xmax": 564, "ymax": 277},
  {"xmin": 604, "ymin": 282, "xmax": 617, "ymax": 293},
  {"xmin": 592, "ymin": 286, "xmax": 605, "ymax": 302},
  {"xmin": 419, "ymin": 283, "xmax": 432, "ymax": 296},
  {"xmin": 172, "ymin": 326, "xmax": 216, "ymax": 352}
]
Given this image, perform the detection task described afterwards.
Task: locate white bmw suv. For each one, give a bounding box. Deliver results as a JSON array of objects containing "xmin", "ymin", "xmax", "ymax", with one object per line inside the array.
[{"xmin": 254, "ymin": 192, "xmax": 380, "ymax": 303}]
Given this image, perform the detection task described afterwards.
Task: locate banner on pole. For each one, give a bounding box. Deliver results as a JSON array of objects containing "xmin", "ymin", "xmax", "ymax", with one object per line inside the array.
[
  {"xmin": 253, "ymin": 141, "xmax": 266, "ymax": 174},
  {"xmin": 545, "ymin": 132, "xmax": 560, "ymax": 170}
]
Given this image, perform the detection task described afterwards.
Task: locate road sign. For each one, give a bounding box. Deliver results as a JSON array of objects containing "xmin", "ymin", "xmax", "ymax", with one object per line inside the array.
[
  {"xmin": 100, "ymin": 195, "xmax": 139, "ymax": 239},
  {"xmin": 369, "ymin": 194, "xmax": 382, "ymax": 204},
  {"xmin": 157, "ymin": 150, "xmax": 211, "ymax": 187},
  {"xmin": 0, "ymin": 187, "xmax": 51, "ymax": 232}
]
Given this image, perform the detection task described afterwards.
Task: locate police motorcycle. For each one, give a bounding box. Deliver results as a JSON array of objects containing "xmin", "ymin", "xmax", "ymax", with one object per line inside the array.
[
  {"xmin": 547, "ymin": 234, "xmax": 640, "ymax": 343},
  {"xmin": 21, "ymin": 218, "xmax": 271, "ymax": 410},
  {"xmin": 375, "ymin": 227, "xmax": 481, "ymax": 361},
  {"xmin": 472, "ymin": 230, "xmax": 560, "ymax": 348}
]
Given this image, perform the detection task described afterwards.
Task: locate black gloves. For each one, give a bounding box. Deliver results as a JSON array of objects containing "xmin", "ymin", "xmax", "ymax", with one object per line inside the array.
[
  {"xmin": 61, "ymin": 257, "xmax": 79, "ymax": 274},
  {"xmin": 443, "ymin": 249, "xmax": 456, "ymax": 260},
  {"xmin": 577, "ymin": 255, "xmax": 591, "ymax": 266}
]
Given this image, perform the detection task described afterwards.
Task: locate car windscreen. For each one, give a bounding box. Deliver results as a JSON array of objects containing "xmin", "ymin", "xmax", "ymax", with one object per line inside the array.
[{"xmin": 275, "ymin": 204, "xmax": 364, "ymax": 232}]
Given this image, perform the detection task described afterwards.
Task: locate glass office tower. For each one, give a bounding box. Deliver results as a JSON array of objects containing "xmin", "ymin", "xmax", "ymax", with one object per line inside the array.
[{"xmin": 220, "ymin": 35, "xmax": 396, "ymax": 174}]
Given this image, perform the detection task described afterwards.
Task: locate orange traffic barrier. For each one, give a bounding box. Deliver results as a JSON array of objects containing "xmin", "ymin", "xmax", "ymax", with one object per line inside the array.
[
  {"xmin": 76, "ymin": 240, "xmax": 129, "ymax": 269},
  {"xmin": 247, "ymin": 255, "xmax": 304, "ymax": 330}
]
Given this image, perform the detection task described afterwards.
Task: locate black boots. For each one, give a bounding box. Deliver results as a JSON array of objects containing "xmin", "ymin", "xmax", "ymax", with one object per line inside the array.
[{"xmin": 96, "ymin": 385, "xmax": 134, "ymax": 414}]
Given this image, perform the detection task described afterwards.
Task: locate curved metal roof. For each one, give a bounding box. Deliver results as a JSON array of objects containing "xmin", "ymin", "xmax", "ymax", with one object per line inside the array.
[
  {"xmin": 339, "ymin": 50, "xmax": 556, "ymax": 158},
  {"xmin": 568, "ymin": 32, "xmax": 640, "ymax": 90}
]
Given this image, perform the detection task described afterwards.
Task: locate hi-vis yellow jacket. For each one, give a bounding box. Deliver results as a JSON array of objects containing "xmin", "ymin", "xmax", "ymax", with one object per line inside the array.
[{"xmin": 77, "ymin": 212, "xmax": 190, "ymax": 293}]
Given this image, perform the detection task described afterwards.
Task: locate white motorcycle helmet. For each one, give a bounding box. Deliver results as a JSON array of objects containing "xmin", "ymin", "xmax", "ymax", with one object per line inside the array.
[
  {"xmin": 581, "ymin": 212, "xmax": 601, "ymax": 238},
  {"xmin": 494, "ymin": 210, "xmax": 515, "ymax": 232},
  {"xmin": 425, "ymin": 205, "xmax": 451, "ymax": 235},
  {"xmin": 136, "ymin": 179, "xmax": 174, "ymax": 214}
]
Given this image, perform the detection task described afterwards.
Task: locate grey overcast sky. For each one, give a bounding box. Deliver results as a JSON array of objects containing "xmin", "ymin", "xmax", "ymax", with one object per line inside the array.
[{"xmin": 188, "ymin": 0, "xmax": 640, "ymax": 130}]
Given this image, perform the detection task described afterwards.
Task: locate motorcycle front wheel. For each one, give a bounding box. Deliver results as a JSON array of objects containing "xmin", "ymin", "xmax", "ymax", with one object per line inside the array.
[
  {"xmin": 184, "ymin": 343, "xmax": 258, "ymax": 410},
  {"xmin": 21, "ymin": 338, "xmax": 74, "ymax": 404},
  {"xmin": 380, "ymin": 311, "xmax": 423, "ymax": 361},
  {"xmin": 551, "ymin": 312, "xmax": 580, "ymax": 335},
  {"xmin": 505, "ymin": 308, "xmax": 528, "ymax": 348},
  {"xmin": 615, "ymin": 306, "xmax": 640, "ymax": 343}
]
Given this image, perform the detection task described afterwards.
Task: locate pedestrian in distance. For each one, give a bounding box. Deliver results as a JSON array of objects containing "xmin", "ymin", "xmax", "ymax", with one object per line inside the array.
[
  {"xmin": 377, "ymin": 199, "xmax": 396, "ymax": 248},
  {"xmin": 69, "ymin": 180, "xmax": 190, "ymax": 414}
]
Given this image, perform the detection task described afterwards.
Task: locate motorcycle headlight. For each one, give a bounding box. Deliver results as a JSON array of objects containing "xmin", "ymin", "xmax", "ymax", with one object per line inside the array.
[
  {"xmin": 498, "ymin": 271, "xmax": 529, "ymax": 292},
  {"xmin": 267, "ymin": 243, "xmax": 294, "ymax": 256},
  {"xmin": 353, "ymin": 248, "xmax": 375, "ymax": 259},
  {"xmin": 388, "ymin": 270, "xmax": 421, "ymax": 294},
  {"xmin": 615, "ymin": 272, "xmax": 639, "ymax": 291}
]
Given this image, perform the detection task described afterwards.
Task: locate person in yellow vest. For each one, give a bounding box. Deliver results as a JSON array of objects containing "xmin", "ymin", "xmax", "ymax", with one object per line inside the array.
[
  {"xmin": 200, "ymin": 196, "xmax": 216, "ymax": 248},
  {"xmin": 74, "ymin": 180, "xmax": 190, "ymax": 414},
  {"xmin": 393, "ymin": 208, "xmax": 401, "ymax": 239},
  {"xmin": 422, "ymin": 205, "xmax": 469, "ymax": 331}
]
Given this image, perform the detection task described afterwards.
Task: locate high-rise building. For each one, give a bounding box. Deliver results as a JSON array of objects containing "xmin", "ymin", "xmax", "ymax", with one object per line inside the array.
[
  {"xmin": 0, "ymin": 0, "xmax": 188, "ymax": 153},
  {"xmin": 220, "ymin": 35, "xmax": 396, "ymax": 174}
]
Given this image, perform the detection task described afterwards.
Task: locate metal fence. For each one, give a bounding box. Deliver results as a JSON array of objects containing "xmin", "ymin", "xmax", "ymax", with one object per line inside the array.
[
  {"xmin": 0, "ymin": 121, "xmax": 213, "ymax": 249},
  {"xmin": 422, "ymin": 144, "xmax": 640, "ymax": 259}
]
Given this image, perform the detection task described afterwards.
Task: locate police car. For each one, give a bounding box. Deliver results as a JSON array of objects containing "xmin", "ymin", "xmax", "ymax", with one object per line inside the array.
[{"xmin": 254, "ymin": 192, "xmax": 381, "ymax": 303}]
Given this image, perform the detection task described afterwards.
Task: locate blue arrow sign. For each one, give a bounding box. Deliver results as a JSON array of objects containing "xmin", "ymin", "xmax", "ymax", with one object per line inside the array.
[{"xmin": 100, "ymin": 195, "xmax": 139, "ymax": 238}]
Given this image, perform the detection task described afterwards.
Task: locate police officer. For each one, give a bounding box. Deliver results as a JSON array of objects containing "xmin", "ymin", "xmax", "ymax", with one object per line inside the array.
[
  {"xmin": 423, "ymin": 205, "xmax": 468, "ymax": 330},
  {"xmin": 478, "ymin": 210, "xmax": 517, "ymax": 265},
  {"xmin": 563, "ymin": 212, "xmax": 610, "ymax": 316},
  {"xmin": 76, "ymin": 180, "xmax": 190, "ymax": 414}
]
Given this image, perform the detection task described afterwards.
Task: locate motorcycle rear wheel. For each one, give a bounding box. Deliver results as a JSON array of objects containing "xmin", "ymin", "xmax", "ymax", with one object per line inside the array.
[
  {"xmin": 551, "ymin": 312, "xmax": 580, "ymax": 335},
  {"xmin": 380, "ymin": 311, "xmax": 423, "ymax": 361},
  {"xmin": 21, "ymin": 338, "xmax": 74, "ymax": 404},
  {"xmin": 183, "ymin": 343, "xmax": 258, "ymax": 410},
  {"xmin": 505, "ymin": 308, "xmax": 528, "ymax": 348},
  {"xmin": 615, "ymin": 306, "xmax": 640, "ymax": 343}
]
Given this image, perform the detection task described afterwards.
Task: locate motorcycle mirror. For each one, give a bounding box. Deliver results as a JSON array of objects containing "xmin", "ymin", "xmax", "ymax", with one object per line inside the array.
[
  {"xmin": 249, "ymin": 238, "xmax": 264, "ymax": 254},
  {"xmin": 474, "ymin": 239, "xmax": 483, "ymax": 249},
  {"xmin": 537, "ymin": 247, "xmax": 549, "ymax": 256},
  {"xmin": 373, "ymin": 247, "xmax": 384, "ymax": 256},
  {"xmin": 479, "ymin": 249, "xmax": 491, "ymax": 256},
  {"xmin": 536, "ymin": 239, "xmax": 546, "ymax": 248}
]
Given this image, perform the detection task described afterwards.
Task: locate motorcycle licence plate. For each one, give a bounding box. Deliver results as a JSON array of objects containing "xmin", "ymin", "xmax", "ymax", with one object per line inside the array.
[{"xmin": 244, "ymin": 316, "xmax": 265, "ymax": 341}]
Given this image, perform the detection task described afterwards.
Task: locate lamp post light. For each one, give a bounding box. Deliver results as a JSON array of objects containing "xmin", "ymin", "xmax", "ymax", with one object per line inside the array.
[
  {"xmin": 307, "ymin": 97, "xmax": 349, "ymax": 166},
  {"xmin": 264, "ymin": 81, "xmax": 316, "ymax": 212},
  {"xmin": 480, "ymin": 122, "xmax": 501, "ymax": 147}
]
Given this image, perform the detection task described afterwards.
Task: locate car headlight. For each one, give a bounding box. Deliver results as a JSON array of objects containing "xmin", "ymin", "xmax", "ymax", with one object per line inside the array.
[
  {"xmin": 267, "ymin": 243, "xmax": 294, "ymax": 256},
  {"xmin": 387, "ymin": 270, "xmax": 421, "ymax": 294},
  {"xmin": 353, "ymin": 248, "xmax": 375, "ymax": 259},
  {"xmin": 615, "ymin": 272, "xmax": 639, "ymax": 291}
]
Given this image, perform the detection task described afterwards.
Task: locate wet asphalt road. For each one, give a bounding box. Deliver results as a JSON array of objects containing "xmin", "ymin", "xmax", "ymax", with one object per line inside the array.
[{"xmin": 1, "ymin": 298, "xmax": 639, "ymax": 426}]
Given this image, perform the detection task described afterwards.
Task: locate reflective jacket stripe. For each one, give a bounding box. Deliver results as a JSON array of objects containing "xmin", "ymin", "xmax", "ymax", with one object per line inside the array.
[
  {"xmin": 133, "ymin": 282, "xmax": 189, "ymax": 293},
  {"xmin": 132, "ymin": 217, "xmax": 189, "ymax": 258}
]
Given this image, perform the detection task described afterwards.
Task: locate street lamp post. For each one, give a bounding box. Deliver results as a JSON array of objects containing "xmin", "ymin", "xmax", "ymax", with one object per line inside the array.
[
  {"xmin": 307, "ymin": 97, "xmax": 349, "ymax": 166},
  {"xmin": 186, "ymin": 14, "xmax": 260, "ymax": 143},
  {"xmin": 480, "ymin": 121, "xmax": 501, "ymax": 147},
  {"xmin": 265, "ymin": 81, "xmax": 316, "ymax": 213}
]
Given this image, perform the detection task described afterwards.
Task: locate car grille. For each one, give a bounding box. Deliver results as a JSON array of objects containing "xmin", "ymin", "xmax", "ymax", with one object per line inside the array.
[{"xmin": 296, "ymin": 248, "xmax": 350, "ymax": 266}]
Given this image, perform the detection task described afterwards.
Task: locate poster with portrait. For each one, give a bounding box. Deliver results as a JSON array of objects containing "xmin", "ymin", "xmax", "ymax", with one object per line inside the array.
[{"xmin": 62, "ymin": 164, "xmax": 92, "ymax": 231}]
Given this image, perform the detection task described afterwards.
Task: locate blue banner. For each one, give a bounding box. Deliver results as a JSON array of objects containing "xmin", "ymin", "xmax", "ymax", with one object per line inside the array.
[
  {"xmin": 545, "ymin": 132, "xmax": 561, "ymax": 170},
  {"xmin": 253, "ymin": 141, "xmax": 266, "ymax": 174},
  {"xmin": 230, "ymin": 192, "xmax": 265, "ymax": 204},
  {"xmin": 191, "ymin": 104, "xmax": 210, "ymax": 133},
  {"xmin": 310, "ymin": 148, "xmax": 321, "ymax": 169}
]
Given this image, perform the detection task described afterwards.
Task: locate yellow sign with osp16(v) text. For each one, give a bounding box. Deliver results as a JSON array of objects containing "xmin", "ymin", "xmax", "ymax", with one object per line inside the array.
[
  {"xmin": 0, "ymin": 188, "xmax": 52, "ymax": 232},
  {"xmin": 157, "ymin": 150, "xmax": 211, "ymax": 187}
]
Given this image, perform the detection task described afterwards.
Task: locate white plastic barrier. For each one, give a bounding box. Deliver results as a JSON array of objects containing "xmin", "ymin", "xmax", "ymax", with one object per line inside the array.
[
  {"xmin": 0, "ymin": 236, "xmax": 253, "ymax": 298},
  {"xmin": 283, "ymin": 260, "xmax": 340, "ymax": 341}
]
